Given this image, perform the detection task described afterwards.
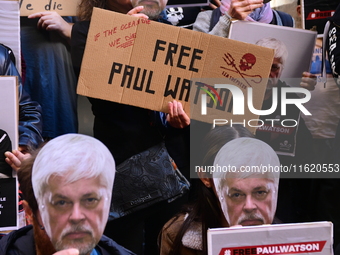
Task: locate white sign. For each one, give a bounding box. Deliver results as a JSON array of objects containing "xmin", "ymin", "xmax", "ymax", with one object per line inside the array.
[{"xmin": 208, "ymin": 222, "xmax": 333, "ymax": 255}]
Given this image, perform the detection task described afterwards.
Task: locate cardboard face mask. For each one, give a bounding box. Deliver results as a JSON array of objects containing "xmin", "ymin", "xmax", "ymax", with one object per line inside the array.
[
  {"xmin": 213, "ymin": 177, "xmax": 278, "ymax": 227},
  {"xmin": 39, "ymin": 176, "xmax": 110, "ymax": 254},
  {"xmin": 210, "ymin": 137, "xmax": 280, "ymax": 227}
]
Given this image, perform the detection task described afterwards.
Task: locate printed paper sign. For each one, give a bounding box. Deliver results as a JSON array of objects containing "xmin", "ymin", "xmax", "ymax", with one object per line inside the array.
[
  {"xmin": 302, "ymin": 0, "xmax": 338, "ymax": 35},
  {"xmin": 0, "ymin": 178, "xmax": 18, "ymax": 231},
  {"xmin": 208, "ymin": 222, "xmax": 333, "ymax": 255}
]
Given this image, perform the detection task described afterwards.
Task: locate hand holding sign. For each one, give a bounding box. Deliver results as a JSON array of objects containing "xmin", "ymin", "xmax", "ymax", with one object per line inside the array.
[
  {"xmin": 5, "ymin": 150, "xmax": 30, "ymax": 172},
  {"xmin": 300, "ymin": 71, "xmax": 317, "ymax": 91},
  {"xmin": 127, "ymin": 6, "xmax": 149, "ymax": 19},
  {"xmin": 28, "ymin": 11, "xmax": 73, "ymax": 39},
  {"xmin": 166, "ymin": 100, "xmax": 190, "ymax": 129}
]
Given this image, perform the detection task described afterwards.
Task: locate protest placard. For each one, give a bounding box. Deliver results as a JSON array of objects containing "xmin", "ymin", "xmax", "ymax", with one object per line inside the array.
[
  {"xmin": 0, "ymin": 178, "xmax": 18, "ymax": 231},
  {"xmin": 229, "ymin": 20, "xmax": 317, "ymax": 81},
  {"xmin": 77, "ymin": 8, "xmax": 274, "ymax": 131},
  {"xmin": 301, "ymin": 0, "xmax": 338, "ymax": 35},
  {"xmin": 0, "ymin": 76, "xmax": 19, "ymax": 231},
  {"xmin": 208, "ymin": 222, "xmax": 333, "ymax": 255},
  {"xmin": 18, "ymin": 0, "xmax": 79, "ymax": 16}
]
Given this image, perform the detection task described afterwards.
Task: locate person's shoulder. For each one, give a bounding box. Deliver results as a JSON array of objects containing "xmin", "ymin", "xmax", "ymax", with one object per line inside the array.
[
  {"xmin": 0, "ymin": 43, "xmax": 12, "ymax": 66},
  {"xmin": 162, "ymin": 213, "xmax": 187, "ymax": 240},
  {"xmin": 272, "ymin": 10, "xmax": 294, "ymax": 27},
  {"xmin": 164, "ymin": 213, "xmax": 187, "ymax": 229},
  {"xmin": 328, "ymin": 4, "xmax": 340, "ymax": 25},
  {"xmin": 0, "ymin": 44, "xmax": 8, "ymax": 54},
  {"xmin": 97, "ymin": 235, "xmax": 136, "ymax": 255},
  {"xmin": 0, "ymin": 225, "xmax": 35, "ymax": 255},
  {"xmin": 196, "ymin": 10, "xmax": 213, "ymax": 20}
]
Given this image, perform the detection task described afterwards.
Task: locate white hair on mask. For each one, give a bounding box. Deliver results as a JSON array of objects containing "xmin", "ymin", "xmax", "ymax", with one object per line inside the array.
[
  {"xmin": 212, "ymin": 137, "xmax": 280, "ymax": 193},
  {"xmin": 32, "ymin": 134, "xmax": 115, "ymax": 207},
  {"xmin": 212, "ymin": 137, "xmax": 280, "ymax": 225},
  {"xmin": 255, "ymin": 37, "xmax": 288, "ymax": 65}
]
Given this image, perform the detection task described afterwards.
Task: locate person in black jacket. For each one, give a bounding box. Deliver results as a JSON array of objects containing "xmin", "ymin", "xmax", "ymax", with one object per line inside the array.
[
  {"xmin": 71, "ymin": 1, "xmax": 190, "ymax": 254},
  {"xmin": 325, "ymin": 4, "xmax": 340, "ymax": 249},
  {"xmin": 0, "ymin": 43, "xmax": 43, "ymax": 176},
  {"xmin": 326, "ymin": 4, "xmax": 340, "ymax": 160},
  {"xmin": 0, "ymin": 134, "xmax": 134, "ymax": 255}
]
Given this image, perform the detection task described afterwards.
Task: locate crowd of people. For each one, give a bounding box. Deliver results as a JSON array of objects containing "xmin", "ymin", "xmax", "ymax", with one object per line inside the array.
[{"xmin": 0, "ymin": 0, "xmax": 340, "ymax": 255}]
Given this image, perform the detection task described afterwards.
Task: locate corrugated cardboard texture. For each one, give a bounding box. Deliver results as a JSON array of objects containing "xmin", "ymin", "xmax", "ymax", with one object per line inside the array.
[
  {"xmin": 78, "ymin": 8, "xmax": 274, "ymax": 125},
  {"xmin": 19, "ymin": 0, "xmax": 79, "ymax": 16}
]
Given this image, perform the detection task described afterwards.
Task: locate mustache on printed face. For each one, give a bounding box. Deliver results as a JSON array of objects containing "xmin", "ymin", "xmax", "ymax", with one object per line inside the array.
[
  {"xmin": 237, "ymin": 213, "xmax": 265, "ymax": 225},
  {"xmin": 60, "ymin": 224, "xmax": 93, "ymax": 239}
]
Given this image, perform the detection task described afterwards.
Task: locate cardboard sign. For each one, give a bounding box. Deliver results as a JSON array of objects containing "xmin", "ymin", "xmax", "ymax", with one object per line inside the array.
[
  {"xmin": 302, "ymin": 0, "xmax": 338, "ymax": 35},
  {"xmin": 18, "ymin": 0, "xmax": 79, "ymax": 16},
  {"xmin": 0, "ymin": 178, "xmax": 18, "ymax": 231},
  {"xmin": 208, "ymin": 222, "xmax": 333, "ymax": 255},
  {"xmin": 77, "ymin": 8, "xmax": 274, "ymax": 129}
]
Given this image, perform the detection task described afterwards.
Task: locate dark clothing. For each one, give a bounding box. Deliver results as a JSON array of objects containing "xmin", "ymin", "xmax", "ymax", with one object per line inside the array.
[
  {"xmin": 208, "ymin": 7, "xmax": 294, "ymax": 31},
  {"xmin": 21, "ymin": 17, "xmax": 78, "ymax": 139},
  {"xmin": 256, "ymin": 81, "xmax": 313, "ymax": 167},
  {"xmin": 71, "ymin": 19, "xmax": 189, "ymax": 255},
  {"xmin": 164, "ymin": 6, "xmax": 202, "ymax": 29},
  {"xmin": 71, "ymin": 20, "xmax": 190, "ymax": 168},
  {"xmin": 325, "ymin": 4, "xmax": 340, "ymax": 248},
  {"xmin": 327, "ymin": 4, "xmax": 340, "ymax": 88},
  {"xmin": 0, "ymin": 225, "xmax": 135, "ymax": 255},
  {"xmin": 72, "ymin": 21, "xmax": 164, "ymax": 165},
  {"xmin": 270, "ymin": 10, "xmax": 294, "ymax": 27},
  {"xmin": 255, "ymin": 81, "xmax": 314, "ymax": 224},
  {"xmin": 0, "ymin": 44, "xmax": 43, "ymax": 150}
]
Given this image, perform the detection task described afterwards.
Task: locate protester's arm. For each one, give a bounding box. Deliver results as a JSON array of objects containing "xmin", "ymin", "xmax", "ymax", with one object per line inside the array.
[
  {"xmin": 0, "ymin": 46, "xmax": 43, "ymax": 151},
  {"xmin": 18, "ymin": 86, "xmax": 44, "ymax": 150},
  {"xmin": 28, "ymin": 11, "xmax": 73, "ymax": 41},
  {"xmin": 193, "ymin": 10, "xmax": 232, "ymax": 37},
  {"xmin": 193, "ymin": 0, "xmax": 263, "ymax": 37}
]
